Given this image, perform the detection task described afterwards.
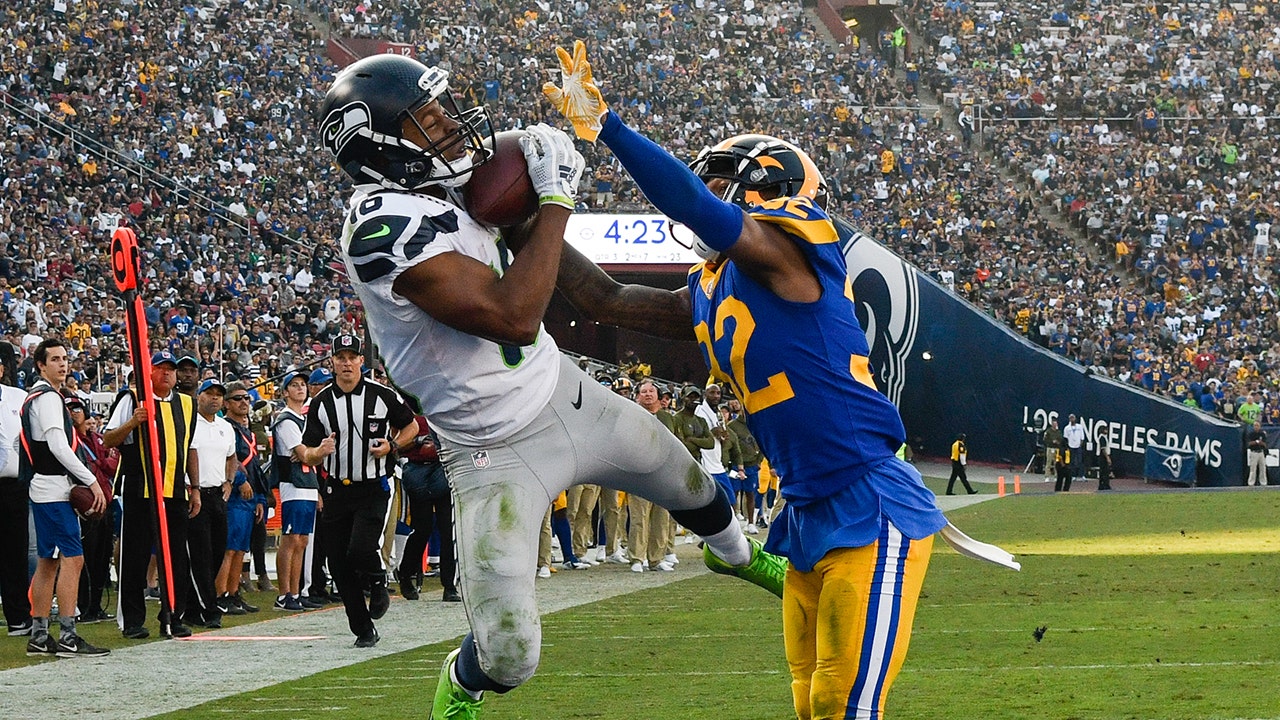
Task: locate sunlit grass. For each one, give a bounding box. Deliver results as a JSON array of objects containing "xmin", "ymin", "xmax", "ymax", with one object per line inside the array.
[{"xmin": 158, "ymin": 489, "xmax": 1280, "ymax": 720}]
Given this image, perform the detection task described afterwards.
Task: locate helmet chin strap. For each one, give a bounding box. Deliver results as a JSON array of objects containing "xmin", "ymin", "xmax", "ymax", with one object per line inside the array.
[{"xmin": 426, "ymin": 153, "xmax": 474, "ymax": 188}]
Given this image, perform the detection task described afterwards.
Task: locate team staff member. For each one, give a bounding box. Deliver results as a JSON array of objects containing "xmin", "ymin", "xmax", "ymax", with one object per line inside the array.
[
  {"xmin": 0, "ymin": 361, "xmax": 32, "ymax": 637},
  {"xmin": 103, "ymin": 350, "xmax": 200, "ymax": 640},
  {"xmin": 628, "ymin": 380, "xmax": 677, "ymax": 572},
  {"xmin": 299, "ymin": 334, "xmax": 417, "ymax": 647},
  {"xmin": 946, "ymin": 434, "xmax": 976, "ymax": 495},
  {"xmin": 216, "ymin": 382, "xmax": 266, "ymax": 615},
  {"xmin": 272, "ymin": 370, "xmax": 322, "ymax": 612},
  {"xmin": 544, "ymin": 43, "xmax": 1017, "ymax": 720},
  {"xmin": 725, "ymin": 397, "xmax": 763, "ymax": 534},
  {"xmin": 21, "ymin": 339, "xmax": 109, "ymax": 657},
  {"xmin": 397, "ymin": 414, "xmax": 459, "ymax": 602},
  {"xmin": 186, "ymin": 379, "xmax": 238, "ymax": 628},
  {"xmin": 304, "ymin": 366, "xmax": 335, "ymax": 603}
]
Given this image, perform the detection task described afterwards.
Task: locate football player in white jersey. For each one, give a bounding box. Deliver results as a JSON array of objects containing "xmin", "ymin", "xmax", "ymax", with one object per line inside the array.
[{"xmin": 318, "ymin": 54, "xmax": 787, "ymax": 719}]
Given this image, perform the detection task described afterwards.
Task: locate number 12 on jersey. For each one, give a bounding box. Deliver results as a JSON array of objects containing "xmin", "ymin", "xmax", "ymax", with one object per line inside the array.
[{"xmin": 694, "ymin": 297, "xmax": 794, "ymax": 414}]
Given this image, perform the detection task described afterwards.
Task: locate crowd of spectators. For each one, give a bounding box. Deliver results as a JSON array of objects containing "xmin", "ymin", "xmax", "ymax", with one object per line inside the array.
[
  {"xmin": 0, "ymin": 0, "xmax": 357, "ymax": 398},
  {"xmin": 902, "ymin": 0, "xmax": 1280, "ymax": 420},
  {"xmin": 0, "ymin": 0, "xmax": 1273, "ymax": 428}
]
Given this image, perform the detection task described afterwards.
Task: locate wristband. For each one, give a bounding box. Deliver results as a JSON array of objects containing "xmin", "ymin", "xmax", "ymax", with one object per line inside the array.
[{"xmin": 539, "ymin": 194, "xmax": 574, "ymax": 210}]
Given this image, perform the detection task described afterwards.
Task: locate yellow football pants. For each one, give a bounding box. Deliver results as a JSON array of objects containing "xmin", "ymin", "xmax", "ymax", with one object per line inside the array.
[{"xmin": 783, "ymin": 521, "xmax": 934, "ymax": 720}]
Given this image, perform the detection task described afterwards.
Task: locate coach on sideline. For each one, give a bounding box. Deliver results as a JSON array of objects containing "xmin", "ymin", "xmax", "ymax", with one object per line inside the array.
[{"xmin": 299, "ymin": 334, "xmax": 416, "ymax": 647}]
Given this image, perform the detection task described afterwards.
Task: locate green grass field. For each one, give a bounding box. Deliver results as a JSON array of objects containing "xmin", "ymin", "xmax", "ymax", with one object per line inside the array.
[{"xmin": 134, "ymin": 488, "xmax": 1280, "ymax": 720}]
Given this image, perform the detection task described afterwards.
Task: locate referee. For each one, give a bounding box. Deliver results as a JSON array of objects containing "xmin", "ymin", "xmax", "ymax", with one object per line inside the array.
[{"xmin": 299, "ymin": 335, "xmax": 416, "ymax": 648}]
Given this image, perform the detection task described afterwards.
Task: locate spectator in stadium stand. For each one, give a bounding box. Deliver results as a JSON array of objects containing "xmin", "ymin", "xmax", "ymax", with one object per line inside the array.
[
  {"xmin": 0, "ymin": 361, "xmax": 32, "ymax": 637},
  {"xmin": 2, "ymin": 0, "xmax": 1280, "ymax": 441},
  {"xmin": 68, "ymin": 395, "xmax": 119, "ymax": 625},
  {"xmin": 1246, "ymin": 421, "xmax": 1269, "ymax": 487},
  {"xmin": 185, "ymin": 378, "xmax": 238, "ymax": 629},
  {"xmin": 102, "ymin": 350, "xmax": 199, "ymax": 640}
]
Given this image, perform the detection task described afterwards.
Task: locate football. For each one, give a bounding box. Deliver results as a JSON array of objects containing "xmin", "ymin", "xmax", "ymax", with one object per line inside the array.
[
  {"xmin": 463, "ymin": 130, "xmax": 539, "ymax": 227},
  {"xmin": 69, "ymin": 484, "xmax": 101, "ymax": 520}
]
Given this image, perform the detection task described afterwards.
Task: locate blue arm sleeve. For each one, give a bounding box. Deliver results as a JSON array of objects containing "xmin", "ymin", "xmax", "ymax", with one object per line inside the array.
[{"xmin": 598, "ymin": 111, "xmax": 744, "ymax": 251}]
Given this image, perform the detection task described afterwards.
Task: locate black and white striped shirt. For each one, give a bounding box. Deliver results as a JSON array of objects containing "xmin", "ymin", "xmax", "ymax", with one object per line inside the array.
[{"xmin": 302, "ymin": 378, "xmax": 414, "ymax": 484}]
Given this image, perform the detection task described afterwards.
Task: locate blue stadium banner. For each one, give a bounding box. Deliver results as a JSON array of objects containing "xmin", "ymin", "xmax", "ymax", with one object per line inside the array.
[
  {"xmin": 837, "ymin": 219, "xmax": 1247, "ymax": 486},
  {"xmin": 1143, "ymin": 445, "xmax": 1197, "ymax": 485}
]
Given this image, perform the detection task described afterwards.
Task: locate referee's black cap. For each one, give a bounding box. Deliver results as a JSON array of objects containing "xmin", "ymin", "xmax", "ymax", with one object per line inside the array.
[{"xmin": 333, "ymin": 334, "xmax": 363, "ymax": 356}]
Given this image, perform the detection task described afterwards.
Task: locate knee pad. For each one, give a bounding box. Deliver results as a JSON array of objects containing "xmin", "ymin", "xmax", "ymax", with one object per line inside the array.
[{"xmin": 471, "ymin": 619, "xmax": 542, "ymax": 690}]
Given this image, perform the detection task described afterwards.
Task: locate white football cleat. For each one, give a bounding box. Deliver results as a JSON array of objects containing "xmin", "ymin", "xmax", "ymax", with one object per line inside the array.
[
  {"xmin": 663, "ymin": 553, "xmax": 679, "ymax": 565},
  {"xmin": 536, "ymin": 566, "xmax": 551, "ymax": 579},
  {"xmin": 654, "ymin": 561, "xmax": 675, "ymax": 572},
  {"xmin": 630, "ymin": 561, "xmax": 645, "ymax": 573}
]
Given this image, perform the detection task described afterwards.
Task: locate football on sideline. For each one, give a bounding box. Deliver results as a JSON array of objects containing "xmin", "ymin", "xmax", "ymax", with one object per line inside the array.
[
  {"xmin": 69, "ymin": 485, "xmax": 102, "ymax": 520},
  {"xmin": 463, "ymin": 130, "xmax": 539, "ymax": 228}
]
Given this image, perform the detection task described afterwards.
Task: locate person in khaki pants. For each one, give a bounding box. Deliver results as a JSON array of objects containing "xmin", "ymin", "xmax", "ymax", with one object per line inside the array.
[
  {"xmin": 629, "ymin": 381, "xmax": 677, "ymax": 572},
  {"xmin": 565, "ymin": 483, "xmax": 600, "ymax": 563}
]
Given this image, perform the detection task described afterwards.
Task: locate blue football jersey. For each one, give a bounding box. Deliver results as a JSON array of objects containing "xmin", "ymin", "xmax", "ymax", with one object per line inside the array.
[{"xmin": 687, "ymin": 196, "xmax": 909, "ymax": 503}]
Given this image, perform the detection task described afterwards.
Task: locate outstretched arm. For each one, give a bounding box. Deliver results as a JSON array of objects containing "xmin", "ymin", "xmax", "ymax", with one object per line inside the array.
[
  {"xmin": 557, "ymin": 242, "xmax": 694, "ymax": 341},
  {"xmin": 596, "ymin": 112, "xmax": 820, "ymax": 302},
  {"xmin": 544, "ymin": 42, "xmax": 819, "ymax": 302}
]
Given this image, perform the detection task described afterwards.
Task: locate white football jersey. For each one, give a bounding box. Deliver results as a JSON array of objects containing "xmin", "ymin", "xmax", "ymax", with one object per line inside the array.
[{"xmin": 340, "ymin": 187, "xmax": 559, "ymax": 445}]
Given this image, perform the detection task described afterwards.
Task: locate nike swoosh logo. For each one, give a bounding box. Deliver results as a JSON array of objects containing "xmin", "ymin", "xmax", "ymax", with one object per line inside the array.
[
  {"xmin": 571, "ymin": 382, "xmax": 583, "ymax": 410},
  {"xmin": 361, "ymin": 224, "xmax": 392, "ymax": 240}
]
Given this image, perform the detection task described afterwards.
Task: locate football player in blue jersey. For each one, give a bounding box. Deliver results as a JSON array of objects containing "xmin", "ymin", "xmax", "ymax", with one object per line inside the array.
[{"xmin": 544, "ymin": 42, "xmax": 1018, "ymax": 720}]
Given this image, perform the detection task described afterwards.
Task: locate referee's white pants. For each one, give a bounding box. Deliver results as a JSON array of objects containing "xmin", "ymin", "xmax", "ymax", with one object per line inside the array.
[{"xmin": 437, "ymin": 356, "xmax": 721, "ymax": 688}]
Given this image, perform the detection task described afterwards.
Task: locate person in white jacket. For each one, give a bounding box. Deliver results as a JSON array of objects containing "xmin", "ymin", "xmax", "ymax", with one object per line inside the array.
[{"xmin": 21, "ymin": 338, "xmax": 108, "ymax": 657}]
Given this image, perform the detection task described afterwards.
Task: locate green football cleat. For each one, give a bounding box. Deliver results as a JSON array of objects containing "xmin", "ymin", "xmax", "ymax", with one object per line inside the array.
[
  {"xmin": 432, "ymin": 647, "xmax": 485, "ymax": 720},
  {"xmin": 703, "ymin": 536, "xmax": 788, "ymax": 598}
]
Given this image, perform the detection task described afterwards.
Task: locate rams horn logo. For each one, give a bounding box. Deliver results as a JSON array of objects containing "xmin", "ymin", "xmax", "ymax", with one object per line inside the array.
[
  {"xmin": 322, "ymin": 102, "xmax": 371, "ymax": 155},
  {"xmin": 1162, "ymin": 453, "xmax": 1182, "ymax": 477},
  {"xmin": 841, "ymin": 220, "xmax": 920, "ymax": 406}
]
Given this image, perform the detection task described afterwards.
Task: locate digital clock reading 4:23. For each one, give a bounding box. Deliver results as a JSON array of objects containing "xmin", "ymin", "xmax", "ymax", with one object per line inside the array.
[
  {"xmin": 603, "ymin": 218, "xmax": 670, "ymax": 244},
  {"xmin": 566, "ymin": 214, "xmax": 702, "ymax": 265}
]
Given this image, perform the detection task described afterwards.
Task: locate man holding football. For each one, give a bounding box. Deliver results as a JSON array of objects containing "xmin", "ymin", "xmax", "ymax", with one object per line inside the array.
[
  {"xmin": 317, "ymin": 53, "xmax": 787, "ymax": 718},
  {"xmin": 21, "ymin": 338, "xmax": 108, "ymax": 657}
]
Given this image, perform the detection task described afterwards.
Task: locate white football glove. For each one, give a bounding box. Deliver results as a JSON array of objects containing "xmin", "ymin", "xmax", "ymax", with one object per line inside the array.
[{"xmin": 519, "ymin": 123, "xmax": 584, "ymax": 210}]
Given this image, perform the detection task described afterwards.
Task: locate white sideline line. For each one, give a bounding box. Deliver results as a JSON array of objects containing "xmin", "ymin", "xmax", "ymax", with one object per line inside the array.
[
  {"xmin": 208, "ymin": 708, "xmax": 349, "ymax": 714},
  {"xmin": 0, "ymin": 545, "xmax": 711, "ymax": 720},
  {"xmin": 906, "ymin": 659, "xmax": 1280, "ymax": 673}
]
